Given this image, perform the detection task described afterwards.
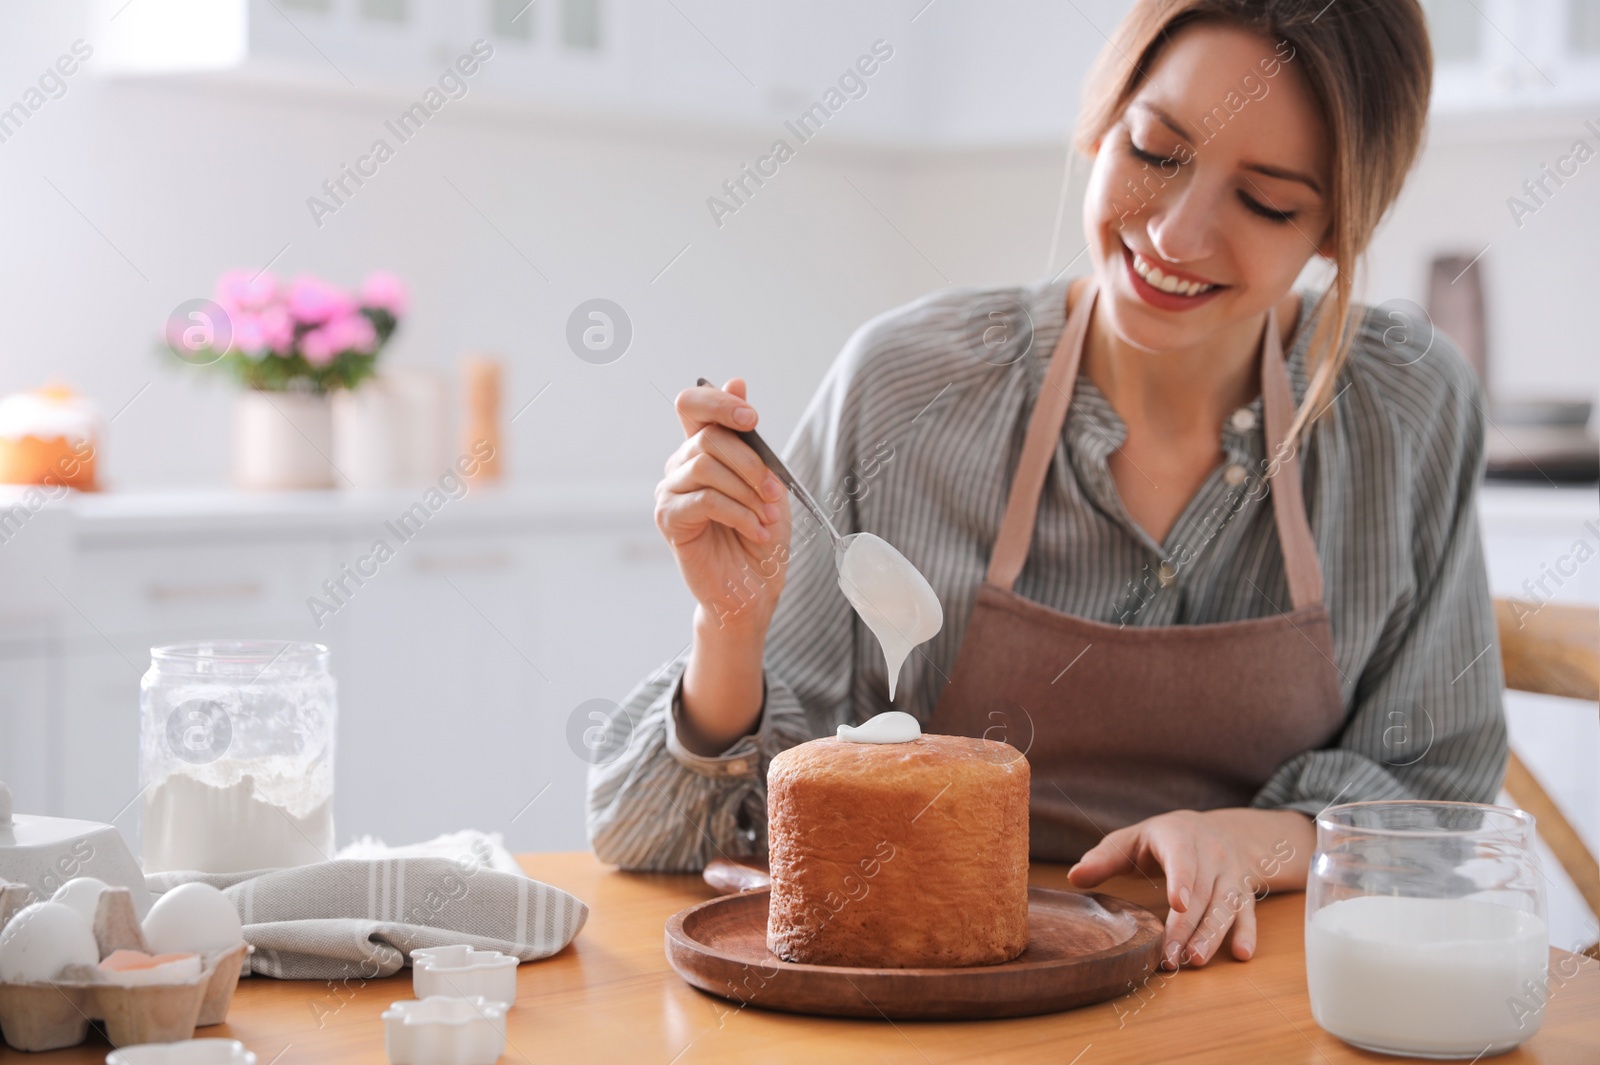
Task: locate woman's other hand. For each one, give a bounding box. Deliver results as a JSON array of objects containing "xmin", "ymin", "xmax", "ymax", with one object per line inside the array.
[
  {"xmin": 1066, "ymin": 808, "xmax": 1315, "ymax": 970},
  {"xmin": 656, "ymin": 378, "xmax": 792, "ymax": 628}
]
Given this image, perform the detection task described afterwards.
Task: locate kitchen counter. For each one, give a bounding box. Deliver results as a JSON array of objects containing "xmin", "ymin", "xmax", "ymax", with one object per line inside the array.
[
  {"xmin": 9, "ymin": 481, "xmax": 657, "ymax": 543},
  {"xmin": 22, "ymin": 851, "xmax": 1600, "ymax": 1064}
]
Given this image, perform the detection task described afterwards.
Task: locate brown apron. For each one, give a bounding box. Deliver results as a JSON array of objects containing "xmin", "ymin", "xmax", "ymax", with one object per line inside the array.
[{"xmin": 927, "ymin": 275, "xmax": 1347, "ymax": 862}]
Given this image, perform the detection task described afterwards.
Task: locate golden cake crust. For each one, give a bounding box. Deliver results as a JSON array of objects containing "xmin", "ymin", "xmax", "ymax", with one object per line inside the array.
[{"xmin": 765, "ymin": 733, "xmax": 1029, "ymax": 968}]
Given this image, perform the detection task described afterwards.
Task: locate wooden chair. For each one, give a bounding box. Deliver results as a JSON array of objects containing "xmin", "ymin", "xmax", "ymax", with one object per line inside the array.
[{"xmin": 1493, "ymin": 599, "xmax": 1600, "ymax": 959}]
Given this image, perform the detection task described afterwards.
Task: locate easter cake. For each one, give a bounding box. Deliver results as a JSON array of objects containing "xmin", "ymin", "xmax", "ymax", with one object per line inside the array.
[{"xmin": 765, "ymin": 712, "xmax": 1030, "ymax": 968}]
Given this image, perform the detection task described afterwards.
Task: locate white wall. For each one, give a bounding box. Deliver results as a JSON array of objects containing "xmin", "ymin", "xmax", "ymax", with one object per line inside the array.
[
  {"xmin": 0, "ymin": 0, "xmax": 930, "ymax": 490},
  {"xmin": 1368, "ymin": 126, "xmax": 1600, "ymax": 401},
  {"xmin": 1, "ymin": 1, "xmax": 1593, "ymax": 492}
]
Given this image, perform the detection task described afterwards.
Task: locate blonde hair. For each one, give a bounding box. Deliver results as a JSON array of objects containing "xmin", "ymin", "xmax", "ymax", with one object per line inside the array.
[{"xmin": 1073, "ymin": 0, "xmax": 1433, "ymax": 442}]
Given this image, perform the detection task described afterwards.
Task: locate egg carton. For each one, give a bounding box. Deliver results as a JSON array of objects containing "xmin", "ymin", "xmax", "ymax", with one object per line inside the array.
[
  {"xmin": 0, "ymin": 879, "xmax": 35, "ymax": 928},
  {"xmin": 0, "ymin": 886, "xmax": 252, "ymax": 1052}
]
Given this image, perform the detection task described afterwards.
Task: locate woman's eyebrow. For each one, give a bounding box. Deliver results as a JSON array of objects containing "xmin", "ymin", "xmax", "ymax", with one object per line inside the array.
[
  {"xmin": 1242, "ymin": 160, "xmax": 1323, "ymax": 196},
  {"xmin": 1133, "ymin": 101, "xmax": 1324, "ymax": 197},
  {"xmin": 1135, "ymin": 101, "xmax": 1195, "ymax": 141}
]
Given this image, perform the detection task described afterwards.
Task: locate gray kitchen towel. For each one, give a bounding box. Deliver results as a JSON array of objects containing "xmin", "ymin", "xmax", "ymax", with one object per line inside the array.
[{"xmin": 145, "ymin": 857, "xmax": 588, "ymax": 981}]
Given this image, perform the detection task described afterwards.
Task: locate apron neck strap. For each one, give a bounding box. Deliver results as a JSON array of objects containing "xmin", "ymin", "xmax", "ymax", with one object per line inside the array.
[
  {"xmin": 984, "ymin": 278, "xmax": 1098, "ymax": 591},
  {"xmin": 984, "ymin": 276, "xmax": 1325, "ymax": 612},
  {"xmin": 1259, "ymin": 300, "xmax": 1325, "ymax": 610}
]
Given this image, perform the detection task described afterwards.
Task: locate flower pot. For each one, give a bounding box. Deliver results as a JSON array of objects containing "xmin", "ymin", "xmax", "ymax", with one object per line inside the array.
[{"xmin": 231, "ymin": 391, "xmax": 334, "ymax": 491}]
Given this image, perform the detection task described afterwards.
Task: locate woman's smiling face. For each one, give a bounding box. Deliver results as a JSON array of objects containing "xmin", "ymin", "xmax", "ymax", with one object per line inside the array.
[{"xmin": 1083, "ymin": 22, "xmax": 1334, "ymax": 352}]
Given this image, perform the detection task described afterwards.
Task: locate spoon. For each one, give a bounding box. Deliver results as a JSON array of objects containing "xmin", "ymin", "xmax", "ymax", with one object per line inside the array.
[
  {"xmin": 695, "ymin": 378, "xmax": 943, "ymax": 699},
  {"xmin": 694, "ymin": 378, "xmax": 848, "ymax": 563}
]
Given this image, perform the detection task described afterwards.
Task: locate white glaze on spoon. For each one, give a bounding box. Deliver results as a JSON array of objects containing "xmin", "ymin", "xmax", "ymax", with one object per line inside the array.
[
  {"xmin": 837, "ymin": 710, "xmax": 922, "ymax": 744},
  {"xmin": 835, "ymin": 533, "xmax": 943, "ymax": 701}
]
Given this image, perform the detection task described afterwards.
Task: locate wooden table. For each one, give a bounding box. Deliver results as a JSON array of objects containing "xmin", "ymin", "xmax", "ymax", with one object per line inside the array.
[{"xmin": 18, "ymin": 852, "xmax": 1600, "ymax": 1064}]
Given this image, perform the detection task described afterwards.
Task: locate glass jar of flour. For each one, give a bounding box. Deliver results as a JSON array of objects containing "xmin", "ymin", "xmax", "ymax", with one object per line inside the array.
[
  {"xmin": 1306, "ymin": 800, "xmax": 1547, "ymax": 1059},
  {"xmin": 139, "ymin": 641, "xmax": 337, "ymax": 874}
]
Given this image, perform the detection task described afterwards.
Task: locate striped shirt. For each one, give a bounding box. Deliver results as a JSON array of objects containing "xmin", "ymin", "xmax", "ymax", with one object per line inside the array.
[{"xmin": 587, "ymin": 275, "xmax": 1507, "ymax": 872}]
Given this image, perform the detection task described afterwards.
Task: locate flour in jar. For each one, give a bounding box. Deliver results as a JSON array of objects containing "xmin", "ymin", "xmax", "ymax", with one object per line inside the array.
[
  {"xmin": 836, "ymin": 533, "xmax": 943, "ymax": 701},
  {"xmin": 142, "ymin": 758, "xmax": 334, "ymax": 874}
]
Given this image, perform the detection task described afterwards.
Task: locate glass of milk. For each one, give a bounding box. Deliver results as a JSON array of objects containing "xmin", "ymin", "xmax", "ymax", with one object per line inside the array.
[
  {"xmin": 139, "ymin": 641, "xmax": 337, "ymax": 873},
  {"xmin": 1306, "ymin": 801, "xmax": 1548, "ymax": 1059}
]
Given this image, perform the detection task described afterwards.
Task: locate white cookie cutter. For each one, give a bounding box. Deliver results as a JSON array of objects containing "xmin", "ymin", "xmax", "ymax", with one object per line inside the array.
[
  {"xmin": 410, "ymin": 946, "xmax": 518, "ymax": 1007},
  {"xmin": 106, "ymin": 1039, "xmax": 258, "ymax": 1065},
  {"xmin": 382, "ymin": 996, "xmax": 507, "ymax": 1065}
]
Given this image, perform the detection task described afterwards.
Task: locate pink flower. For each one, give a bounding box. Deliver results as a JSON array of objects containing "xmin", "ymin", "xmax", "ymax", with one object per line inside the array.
[
  {"xmin": 359, "ymin": 271, "xmax": 408, "ymax": 318},
  {"xmin": 327, "ymin": 312, "xmax": 377, "ymax": 354},
  {"xmin": 214, "ymin": 269, "xmax": 278, "ymax": 313},
  {"xmin": 299, "ymin": 312, "xmax": 376, "ymax": 365},
  {"xmin": 299, "ymin": 326, "xmax": 340, "ymax": 366},
  {"xmin": 259, "ymin": 304, "xmax": 295, "ymax": 355},
  {"xmin": 287, "ymin": 274, "xmax": 356, "ymax": 325},
  {"xmin": 229, "ymin": 312, "xmax": 266, "ymax": 357}
]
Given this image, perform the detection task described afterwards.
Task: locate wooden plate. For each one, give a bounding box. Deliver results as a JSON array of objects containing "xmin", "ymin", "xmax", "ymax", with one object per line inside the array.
[{"xmin": 664, "ymin": 887, "xmax": 1162, "ymax": 1020}]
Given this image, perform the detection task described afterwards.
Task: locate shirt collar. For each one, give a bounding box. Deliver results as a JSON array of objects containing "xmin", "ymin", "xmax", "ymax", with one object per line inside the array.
[{"xmin": 1030, "ymin": 276, "xmax": 1320, "ymax": 456}]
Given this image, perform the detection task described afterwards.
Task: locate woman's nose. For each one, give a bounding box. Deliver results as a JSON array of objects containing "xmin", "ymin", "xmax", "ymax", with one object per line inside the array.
[{"xmin": 1146, "ymin": 180, "xmax": 1220, "ymax": 265}]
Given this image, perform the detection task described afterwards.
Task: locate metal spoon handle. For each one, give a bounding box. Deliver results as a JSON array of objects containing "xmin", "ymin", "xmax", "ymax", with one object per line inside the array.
[{"xmin": 696, "ymin": 377, "xmax": 842, "ymax": 546}]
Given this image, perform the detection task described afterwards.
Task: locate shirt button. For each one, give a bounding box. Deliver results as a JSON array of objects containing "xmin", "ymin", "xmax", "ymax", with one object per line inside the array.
[
  {"xmin": 726, "ymin": 759, "xmax": 749, "ymax": 775},
  {"xmin": 1230, "ymin": 408, "xmax": 1258, "ymax": 432},
  {"xmin": 1223, "ymin": 463, "xmax": 1248, "ymax": 486},
  {"xmin": 1157, "ymin": 561, "xmax": 1177, "ymax": 586}
]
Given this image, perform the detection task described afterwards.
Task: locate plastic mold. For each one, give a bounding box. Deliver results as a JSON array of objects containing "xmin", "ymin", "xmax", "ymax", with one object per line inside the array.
[
  {"xmin": 411, "ymin": 946, "xmax": 518, "ymax": 1007},
  {"xmin": 107, "ymin": 1038, "xmax": 258, "ymax": 1064},
  {"xmin": 382, "ymin": 996, "xmax": 507, "ymax": 1065}
]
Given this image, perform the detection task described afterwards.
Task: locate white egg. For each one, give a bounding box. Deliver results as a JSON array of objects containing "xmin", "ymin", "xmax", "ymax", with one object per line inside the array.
[
  {"xmin": 0, "ymin": 901, "xmax": 100, "ymax": 984},
  {"xmin": 141, "ymin": 883, "xmax": 243, "ymax": 955},
  {"xmin": 51, "ymin": 877, "xmax": 112, "ymax": 924}
]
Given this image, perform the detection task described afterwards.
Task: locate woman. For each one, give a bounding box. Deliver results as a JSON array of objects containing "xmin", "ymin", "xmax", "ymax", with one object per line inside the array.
[{"xmin": 590, "ymin": 0, "xmax": 1506, "ymax": 972}]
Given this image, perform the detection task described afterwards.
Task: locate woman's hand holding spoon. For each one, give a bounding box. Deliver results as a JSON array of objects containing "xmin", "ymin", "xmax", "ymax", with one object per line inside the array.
[{"xmin": 656, "ymin": 378, "xmax": 792, "ymax": 753}]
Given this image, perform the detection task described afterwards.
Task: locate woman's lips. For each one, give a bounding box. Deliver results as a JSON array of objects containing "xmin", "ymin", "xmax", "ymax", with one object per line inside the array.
[{"xmin": 1119, "ymin": 240, "xmax": 1227, "ymax": 311}]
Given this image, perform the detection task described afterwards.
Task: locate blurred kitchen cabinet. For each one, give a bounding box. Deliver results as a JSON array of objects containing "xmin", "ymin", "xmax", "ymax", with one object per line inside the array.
[
  {"xmin": 56, "ymin": 647, "xmax": 145, "ymax": 830},
  {"xmin": 0, "ymin": 651, "xmax": 55, "ymax": 816},
  {"xmin": 1479, "ymin": 484, "xmax": 1600, "ymax": 604},
  {"xmin": 96, "ymin": 0, "xmax": 911, "ymax": 141},
  {"xmin": 530, "ymin": 528, "xmax": 693, "ymax": 717},
  {"xmin": 527, "ymin": 527, "xmax": 695, "ymax": 852},
  {"xmin": 330, "ymin": 515, "xmax": 692, "ymax": 855},
  {"xmin": 74, "ymin": 540, "xmax": 333, "ymax": 638},
  {"xmin": 1422, "ymin": 0, "xmax": 1484, "ymax": 65},
  {"xmin": 21, "ymin": 489, "xmax": 693, "ymax": 858},
  {"xmin": 330, "ymin": 528, "xmax": 549, "ymax": 850},
  {"xmin": 0, "ymin": 498, "xmax": 70, "ymax": 817},
  {"xmin": 1424, "ymin": 0, "xmax": 1600, "ymax": 115},
  {"xmin": 0, "ymin": 500, "xmax": 73, "ymax": 636}
]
